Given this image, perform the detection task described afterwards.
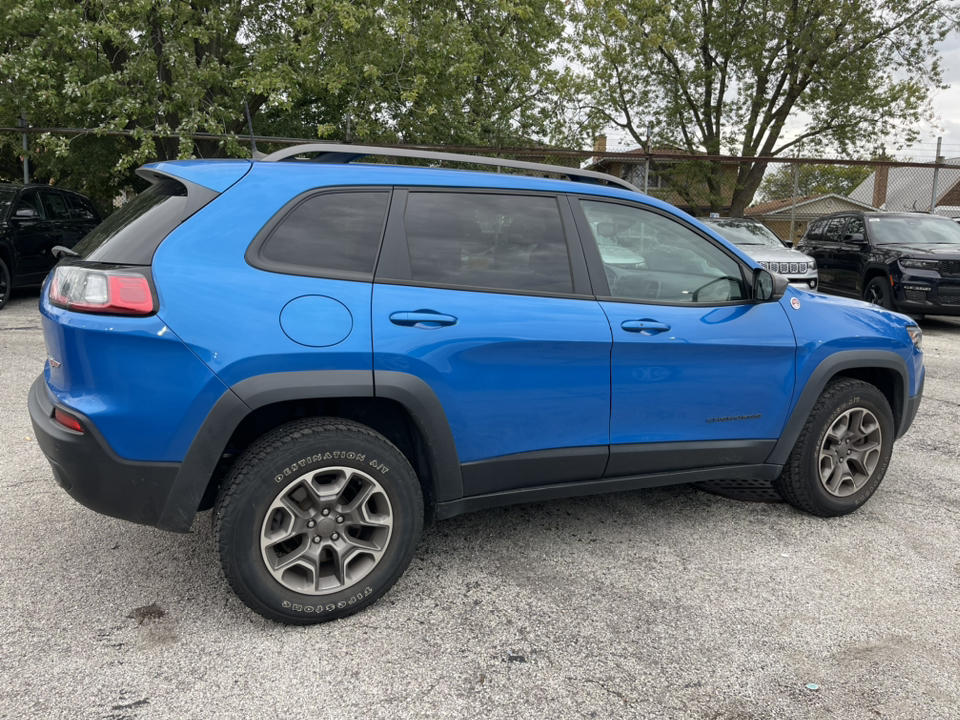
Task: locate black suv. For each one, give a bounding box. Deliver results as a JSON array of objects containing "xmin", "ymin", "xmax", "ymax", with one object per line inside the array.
[
  {"xmin": 0, "ymin": 183, "xmax": 101, "ymax": 310},
  {"xmin": 797, "ymin": 211, "xmax": 960, "ymax": 316}
]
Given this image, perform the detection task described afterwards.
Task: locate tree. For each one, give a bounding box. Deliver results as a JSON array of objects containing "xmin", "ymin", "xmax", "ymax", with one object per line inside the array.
[
  {"xmin": 570, "ymin": 0, "xmax": 957, "ymax": 215},
  {"xmin": 0, "ymin": 0, "xmax": 569, "ymax": 204},
  {"xmin": 758, "ymin": 163, "xmax": 874, "ymax": 202}
]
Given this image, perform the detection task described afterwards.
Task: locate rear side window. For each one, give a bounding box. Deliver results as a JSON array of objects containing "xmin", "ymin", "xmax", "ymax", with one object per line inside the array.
[
  {"xmin": 824, "ymin": 218, "xmax": 846, "ymax": 242},
  {"xmin": 257, "ymin": 191, "xmax": 389, "ymax": 276},
  {"xmin": 402, "ymin": 192, "xmax": 573, "ymax": 294},
  {"xmin": 42, "ymin": 191, "xmax": 72, "ymax": 220},
  {"xmin": 805, "ymin": 220, "xmax": 823, "ymax": 242},
  {"xmin": 64, "ymin": 194, "xmax": 99, "ymax": 221},
  {"xmin": 73, "ymin": 178, "xmax": 192, "ymax": 264},
  {"xmin": 0, "ymin": 189, "xmax": 16, "ymax": 220}
]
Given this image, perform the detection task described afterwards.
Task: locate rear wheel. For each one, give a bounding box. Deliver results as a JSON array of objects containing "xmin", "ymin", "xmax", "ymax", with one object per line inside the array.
[
  {"xmin": 864, "ymin": 276, "xmax": 894, "ymax": 310},
  {"xmin": 774, "ymin": 378, "xmax": 894, "ymax": 517},
  {"xmin": 0, "ymin": 257, "xmax": 10, "ymax": 310},
  {"xmin": 214, "ymin": 417, "xmax": 423, "ymax": 624}
]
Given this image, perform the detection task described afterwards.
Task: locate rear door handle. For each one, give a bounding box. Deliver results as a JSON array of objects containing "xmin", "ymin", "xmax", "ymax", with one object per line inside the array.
[
  {"xmin": 621, "ymin": 319, "xmax": 671, "ymax": 334},
  {"xmin": 389, "ymin": 310, "xmax": 458, "ymax": 328}
]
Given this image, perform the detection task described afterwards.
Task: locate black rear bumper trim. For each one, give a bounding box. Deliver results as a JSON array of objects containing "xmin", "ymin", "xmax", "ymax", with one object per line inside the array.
[{"xmin": 28, "ymin": 375, "xmax": 182, "ymax": 530}]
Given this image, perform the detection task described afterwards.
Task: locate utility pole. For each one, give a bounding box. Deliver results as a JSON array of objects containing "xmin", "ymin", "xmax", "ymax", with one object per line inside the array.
[
  {"xmin": 931, "ymin": 136, "xmax": 943, "ymax": 213},
  {"xmin": 643, "ymin": 121, "xmax": 652, "ymax": 194}
]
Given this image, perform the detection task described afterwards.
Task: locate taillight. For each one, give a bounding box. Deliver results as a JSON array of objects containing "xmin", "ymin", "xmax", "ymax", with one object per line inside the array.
[{"xmin": 49, "ymin": 265, "xmax": 156, "ymax": 316}]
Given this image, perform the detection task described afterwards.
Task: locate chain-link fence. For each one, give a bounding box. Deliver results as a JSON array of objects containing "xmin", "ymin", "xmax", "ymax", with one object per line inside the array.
[
  {"xmin": 2, "ymin": 126, "xmax": 956, "ymax": 246},
  {"xmin": 587, "ymin": 149, "xmax": 960, "ymax": 245}
]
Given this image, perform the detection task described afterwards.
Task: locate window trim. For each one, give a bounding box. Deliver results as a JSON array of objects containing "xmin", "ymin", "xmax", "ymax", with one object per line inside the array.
[
  {"xmin": 374, "ymin": 186, "xmax": 595, "ymax": 299},
  {"xmin": 245, "ymin": 186, "xmax": 393, "ymax": 281},
  {"xmin": 570, "ymin": 195, "xmax": 756, "ymax": 307}
]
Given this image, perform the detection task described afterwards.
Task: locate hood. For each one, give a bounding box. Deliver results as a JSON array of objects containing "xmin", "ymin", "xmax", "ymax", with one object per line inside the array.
[
  {"xmin": 736, "ymin": 245, "xmax": 814, "ymax": 264},
  {"xmin": 786, "ymin": 286, "xmax": 912, "ymax": 325},
  {"xmin": 877, "ymin": 243, "xmax": 960, "ymax": 258}
]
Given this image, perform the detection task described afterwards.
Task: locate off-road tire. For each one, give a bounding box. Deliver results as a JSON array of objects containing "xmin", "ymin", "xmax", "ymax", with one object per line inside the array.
[
  {"xmin": 214, "ymin": 417, "xmax": 423, "ymax": 625},
  {"xmin": 773, "ymin": 378, "xmax": 894, "ymax": 517}
]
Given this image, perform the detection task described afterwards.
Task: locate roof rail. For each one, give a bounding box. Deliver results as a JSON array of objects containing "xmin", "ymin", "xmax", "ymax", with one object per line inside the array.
[{"xmin": 260, "ymin": 143, "xmax": 641, "ymax": 193}]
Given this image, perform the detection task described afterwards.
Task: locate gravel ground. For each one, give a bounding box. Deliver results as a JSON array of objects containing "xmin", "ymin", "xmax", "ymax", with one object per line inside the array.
[{"xmin": 2, "ymin": 286, "xmax": 959, "ymax": 720}]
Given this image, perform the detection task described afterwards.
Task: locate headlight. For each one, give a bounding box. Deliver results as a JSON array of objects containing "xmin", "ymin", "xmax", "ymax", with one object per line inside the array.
[
  {"xmin": 808, "ymin": 259, "xmax": 817, "ymax": 270},
  {"xmin": 900, "ymin": 258, "xmax": 939, "ymax": 270},
  {"xmin": 907, "ymin": 325, "xmax": 923, "ymax": 351}
]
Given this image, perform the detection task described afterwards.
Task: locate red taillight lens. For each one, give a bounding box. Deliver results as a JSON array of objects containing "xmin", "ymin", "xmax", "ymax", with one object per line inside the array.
[
  {"xmin": 49, "ymin": 265, "xmax": 156, "ymax": 316},
  {"xmin": 54, "ymin": 408, "xmax": 85, "ymax": 433}
]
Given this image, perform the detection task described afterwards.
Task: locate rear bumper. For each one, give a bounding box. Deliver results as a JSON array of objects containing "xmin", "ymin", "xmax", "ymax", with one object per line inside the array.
[{"xmin": 29, "ymin": 375, "xmax": 181, "ymax": 529}]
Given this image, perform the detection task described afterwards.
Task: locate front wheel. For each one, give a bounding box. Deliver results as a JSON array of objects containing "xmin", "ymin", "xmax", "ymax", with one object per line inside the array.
[
  {"xmin": 773, "ymin": 378, "xmax": 894, "ymax": 517},
  {"xmin": 214, "ymin": 418, "xmax": 423, "ymax": 624},
  {"xmin": 864, "ymin": 276, "xmax": 894, "ymax": 310}
]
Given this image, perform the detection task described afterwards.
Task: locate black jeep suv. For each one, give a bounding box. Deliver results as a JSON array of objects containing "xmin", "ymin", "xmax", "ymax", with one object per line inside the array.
[
  {"xmin": 797, "ymin": 211, "xmax": 960, "ymax": 316},
  {"xmin": 0, "ymin": 183, "xmax": 101, "ymax": 310}
]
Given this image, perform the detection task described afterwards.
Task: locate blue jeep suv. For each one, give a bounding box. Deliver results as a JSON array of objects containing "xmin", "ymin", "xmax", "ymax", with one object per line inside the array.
[{"xmin": 28, "ymin": 145, "xmax": 925, "ymax": 624}]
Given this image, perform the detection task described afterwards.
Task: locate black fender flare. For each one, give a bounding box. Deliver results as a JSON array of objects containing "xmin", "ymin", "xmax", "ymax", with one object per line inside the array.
[
  {"xmin": 156, "ymin": 369, "xmax": 462, "ymax": 532},
  {"xmin": 766, "ymin": 350, "xmax": 910, "ymax": 466}
]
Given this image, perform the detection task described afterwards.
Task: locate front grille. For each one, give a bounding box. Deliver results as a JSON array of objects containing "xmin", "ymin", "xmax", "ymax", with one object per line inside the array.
[
  {"xmin": 941, "ymin": 260, "xmax": 960, "ymax": 277},
  {"xmin": 760, "ymin": 261, "xmax": 809, "ymax": 274}
]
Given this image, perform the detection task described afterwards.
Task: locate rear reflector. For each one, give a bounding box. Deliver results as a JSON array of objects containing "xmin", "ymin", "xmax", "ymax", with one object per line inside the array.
[
  {"xmin": 54, "ymin": 408, "xmax": 85, "ymax": 433},
  {"xmin": 49, "ymin": 265, "xmax": 156, "ymax": 316}
]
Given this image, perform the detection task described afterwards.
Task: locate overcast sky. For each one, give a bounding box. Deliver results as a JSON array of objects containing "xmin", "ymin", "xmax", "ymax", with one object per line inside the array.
[{"xmin": 602, "ymin": 34, "xmax": 960, "ymax": 163}]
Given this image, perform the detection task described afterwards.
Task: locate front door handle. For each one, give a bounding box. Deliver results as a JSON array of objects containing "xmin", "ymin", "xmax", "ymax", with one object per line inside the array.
[
  {"xmin": 621, "ymin": 319, "xmax": 671, "ymax": 334},
  {"xmin": 389, "ymin": 310, "xmax": 458, "ymax": 328}
]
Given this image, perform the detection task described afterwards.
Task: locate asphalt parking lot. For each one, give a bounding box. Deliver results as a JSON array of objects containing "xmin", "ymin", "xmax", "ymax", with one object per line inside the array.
[{"xmin": 2, "ymin": 287, "xmax": 959, "ymax": 720}]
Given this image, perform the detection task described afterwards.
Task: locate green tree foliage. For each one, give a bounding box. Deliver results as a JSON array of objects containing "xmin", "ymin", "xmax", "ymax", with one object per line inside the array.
[
  {"xmin": 0, "ymin": 0, "xmax": 568, "ymax": 209},
  {"xmin": 570, "ymin": 0, "xmax": 957, "ymax": 215},
  {"xmin": 759, "ymin": 163, "xmax": 874, "ymax": 202}
]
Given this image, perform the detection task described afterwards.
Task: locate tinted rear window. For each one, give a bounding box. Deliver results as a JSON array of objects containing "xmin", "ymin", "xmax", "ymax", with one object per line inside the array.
[
  {"xmin": 0, "ymin": 190, "xmax": 15, "ymax": 220},
  {"xmin": 403, "ymin": 192, "xmax": 573, "ymax": 294},
  {"xmin": 258, "ymin": 191, "xmax": 390, "ymax": 276},
  {"xmin": 64, "ymin": 193, "xmax": 99, "ymax": 221},
  {"xmin": 72, "ymin": 179, "xmax": 189, "ymax": 263}
]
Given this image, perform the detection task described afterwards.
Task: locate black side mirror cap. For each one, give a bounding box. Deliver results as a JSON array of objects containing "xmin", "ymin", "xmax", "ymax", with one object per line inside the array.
[
  {"xmin": 753, "ymin": 268, "xmax": 789, "ymax": 302},
  {"xmin": 844, "ymin": 233, "xmax": 865, "ymax": 244}
]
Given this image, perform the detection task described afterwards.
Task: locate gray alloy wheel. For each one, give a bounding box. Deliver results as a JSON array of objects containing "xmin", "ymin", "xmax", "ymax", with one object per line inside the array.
[
  {"xmin": 773, "ymin": 377, "xmax": 894, "ymax": 517},
  {"xmin": 260, "ymin": 465, "xmax": 394, "ymax": 595},
  {"xmin": 816, "ymin": 407, "xmax": 883, "ymax": 497},
  {"xmin": 215, "ymin": 417, "xmax": 423, "ymax": 624}
]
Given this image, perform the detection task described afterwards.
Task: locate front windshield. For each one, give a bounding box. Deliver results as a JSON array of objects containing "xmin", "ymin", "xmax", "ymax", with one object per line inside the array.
[
  {"xmin": 703, "ymin": 219, "xmax": 785, "ymax": 248},
  {"xmin": 870, "ymin": 215, "xmax": 960, "ymax": 245}
]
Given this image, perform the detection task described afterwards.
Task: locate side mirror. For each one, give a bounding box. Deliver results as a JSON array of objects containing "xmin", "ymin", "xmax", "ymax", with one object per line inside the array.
[
  {"xmin": 844, "ymin": 232, "xmax": 865, "ymax": 244},
  {"xmin": 753, "ymin": 268, "xmax": 788, "ymax": 302}
]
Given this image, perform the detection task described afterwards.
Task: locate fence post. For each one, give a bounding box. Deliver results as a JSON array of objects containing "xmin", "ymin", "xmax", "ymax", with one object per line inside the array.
[
  {"xmin": 930, "ymin": 136, "xmax": 943, "ymax": 213},
  {"xmin": 789, "ymin": 162, "xmax": 799, "ymax": 244}
]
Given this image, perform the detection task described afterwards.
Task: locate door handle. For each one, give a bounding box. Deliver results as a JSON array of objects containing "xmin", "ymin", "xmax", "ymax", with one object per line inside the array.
[
  {"xmin": 621, "ymin": 319, "xmax": 671, "ymax": 334},
  {"xmin": 389, "ymin": 311, "xmax": 458, "ymax": 328}
]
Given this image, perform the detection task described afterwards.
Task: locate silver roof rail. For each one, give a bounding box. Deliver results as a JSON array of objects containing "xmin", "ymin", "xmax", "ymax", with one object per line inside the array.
[{"xmin": 260, "ymin": 143, "xmax": 641, "ymax": 193}]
